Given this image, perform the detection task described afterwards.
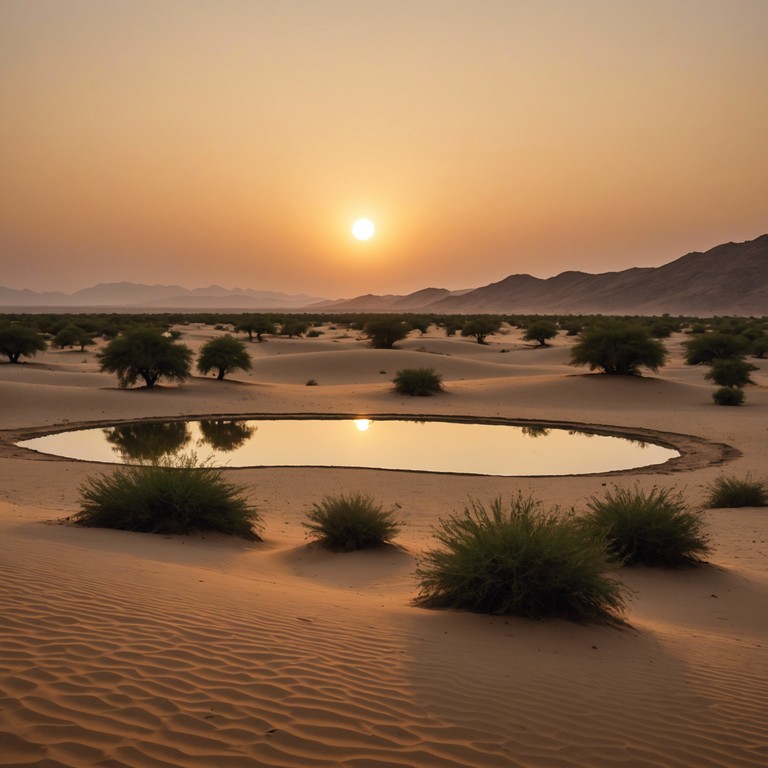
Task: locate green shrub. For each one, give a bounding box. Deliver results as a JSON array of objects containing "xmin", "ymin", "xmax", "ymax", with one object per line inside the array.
[
  {"xmin": 704, "ymin": 358, "xmax": 757, "ymax": 388},
  {"xmin": 706, "ymin": 475, "xmax": 768, "ymax": 508},
  {"xmin": 582, "ymin": 485, "xmax": 709, "ymax": 567},
  {"xmin": 74, "ymin": 456, "xmax": 261, "ymax": 539},
  {"xmin": 392, "ymin": 367, "xmax": 444, "ymax": 396},
  {"xmin": 570, "ymin": 320, "xmax": 667, "ymax": 375},
  {"xmin": 713, "ymin": 387, "xmax": 745, "ymax": 406},
  {"xmin": 304, "ymin": 492, "xmax": 401, "ymax": 551},
  {"xmin": 415, "ymin": 496, "xmax": 626, "ymax": 622}
]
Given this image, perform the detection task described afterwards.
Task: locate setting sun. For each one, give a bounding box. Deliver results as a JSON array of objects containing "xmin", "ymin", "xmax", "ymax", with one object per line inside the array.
[{"xmin": 352, "ymin": 219, "xmax": 375, "ymax": 241}]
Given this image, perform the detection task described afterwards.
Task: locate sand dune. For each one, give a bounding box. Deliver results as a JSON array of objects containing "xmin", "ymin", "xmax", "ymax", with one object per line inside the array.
[{"xmin": 0, "ymin": 327, "xmax": 766, "ymax": 767}]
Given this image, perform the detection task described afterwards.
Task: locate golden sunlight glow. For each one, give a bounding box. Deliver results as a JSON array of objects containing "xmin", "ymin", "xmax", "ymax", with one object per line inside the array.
[
  {"xmin": 352, "ymin": 219, "xmax": 375, "ymax": 240},
  {"xmin": 354, "ymin": 419, "xmax": 371, "ymax": 432}
]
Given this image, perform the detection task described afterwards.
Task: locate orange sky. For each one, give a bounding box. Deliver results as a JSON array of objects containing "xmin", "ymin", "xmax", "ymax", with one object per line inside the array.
[{"xmin": 1, "ymin": 0, "xmax": 767, "ymax": 299}]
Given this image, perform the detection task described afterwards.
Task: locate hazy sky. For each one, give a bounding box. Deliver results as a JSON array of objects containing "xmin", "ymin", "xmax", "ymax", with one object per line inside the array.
[{"xmin": 1, "ymin": 0, "xmax": 767, "ymax": 298}]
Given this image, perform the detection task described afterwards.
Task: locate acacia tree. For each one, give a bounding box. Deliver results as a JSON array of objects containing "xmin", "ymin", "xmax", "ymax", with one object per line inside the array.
[
  {"xmin": 98, "ymin": 327, "xmax": 192, "ymax": 388},
  {"xmin": 461, "ymin": 317, "xmax": 501, "ymax": 344},
  {"xmin": 364, "ymin": 316, "xmax": 410, "ymax": 349},
  {"xmin": 523, "ymin": 320, "xmax": 558, "ymax": 347},
  {"xmin": 569, "ymin": 321, "xmax": 667, "ymax": 375},
  {"xmin": 0, "ymin": 324, "xmax": 47, "ymax": 363},
  {"xmin": 197, "ymin": 335, "xmax": 252, "ymax": 380}
]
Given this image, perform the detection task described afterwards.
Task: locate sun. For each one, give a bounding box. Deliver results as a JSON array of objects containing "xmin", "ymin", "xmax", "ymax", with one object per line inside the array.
[{"xmin": 352, "ymin": 218, "xmax": 375, "ymax": 240}]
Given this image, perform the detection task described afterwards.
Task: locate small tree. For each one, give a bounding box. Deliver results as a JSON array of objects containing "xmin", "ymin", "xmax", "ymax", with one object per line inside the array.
[
  {"xmin": 461, "ymin": 317, "xmax": 501, "ymax": 344},
  {"xmin": 0, "ymin": 324, "xmax": 47, "ymax": 363},
  {"xmin": 364, "ymin": 316, "xmax": 410, "ymax": 349},
  {"xmin": 704, "ymin": 358, "xmax": 757, "ymax": 389},
  {"xmin": 570, "ymin": 321, "xmax": 667, "ymax": 375},
  {"xmin": 279, "ymin": 318, "xmax": 309, "ymax": 338},
  {"xmin": 52, "ymin": 324, "xmax": 94, "ymax": 352},
  {"xmin": 235, "ymin": 316, "xmax": 276, "ymax": 342},
  {"xmin": 197, "ymin": 335, "xmax": 252, "ymax": 380},
  {"xmin": 98, "ymin": 327, "xmax": 192, "ymax": 388},
  {"xmin": 523, "ymin": 319, "xmax": 558, "ymax": 347}
]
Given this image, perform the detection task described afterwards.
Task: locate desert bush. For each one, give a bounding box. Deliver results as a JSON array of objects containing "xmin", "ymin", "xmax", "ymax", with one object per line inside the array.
[
  {"xmin": 279, "ymin": 319, "xmax": 309, "ymax": 337},
  {"xmin": 705, "ymin": 475, "xmax": 768, "ymax": 508},
  {"xmin": 304, "ymin": 492, "xmax": 401, "ymax": 551},
  {"xmin": 570, "ymin": 320, "xmax": 667, "ymax": 375},
  {"xmin": 306, "ymin": 378, "xmax": 318, "ymax": 386},
  {"xmin": 197, "ymin": 334, "xmax": 252, "ymax": 380},
  {"xmin": 74, "ymin": 456, "xmax": 261, "ymax": 539},
  {"xmin": 683, "ymin": 332, "xmax": 749, "ymax": 365},
  {"xmin": 751, "ymin": 336, "xmax": 768, "ymax": 358},
  {"xmin": 392, "ymin": 367, "xmax": 444, "ymax": 396},
  {"xmin": 582, "ymin": 485, "xmax": 710, "ymax": 567},
  {"xmin": 704, "ymin": 357, "xmax": 757, "ymax": 388},
  {"xmin": 712, "ymin": 386, "xmax": 745, "ymax": 406},
  {"xmin": 415, "ymin": 496, "xmax": 626, "ymax": 622}
]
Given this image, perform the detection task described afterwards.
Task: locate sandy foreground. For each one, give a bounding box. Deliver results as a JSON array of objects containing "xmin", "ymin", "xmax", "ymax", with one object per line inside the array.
[{"xmin": 0, "ymin": 323, "xmax": 766, "ymax": 768}]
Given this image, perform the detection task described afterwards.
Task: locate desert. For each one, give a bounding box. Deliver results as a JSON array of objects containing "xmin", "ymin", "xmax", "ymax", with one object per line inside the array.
[{"xmin": 0, "ymin": 320, "xmax": 766, "ymax": 768}]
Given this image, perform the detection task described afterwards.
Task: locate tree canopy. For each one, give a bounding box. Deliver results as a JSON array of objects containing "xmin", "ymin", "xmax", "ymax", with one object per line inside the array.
[
  {"xmin": 0, "ymin": 324, "xmax": 47, "ymax": 363},
  {"xmin": 461, "ymin": 318, "xmax": 501, "ymax": 344},
  {"xmin": 570, "ymin": 321, "xmax": 668, "ymax": 375},
  {"xmin": 364, "ymin": 316, "xmax": 410, "ymax": 349},
  {"xmin": 197, "ymin": 335, "xmax": 252, "ymax": 380},
  {"xmin": 522, "ymin": 320, "xmax": 558, "ymax": 347},
  {"xmin": 98, "ymin": 327, "xmax": 192, "ymax": 388}
]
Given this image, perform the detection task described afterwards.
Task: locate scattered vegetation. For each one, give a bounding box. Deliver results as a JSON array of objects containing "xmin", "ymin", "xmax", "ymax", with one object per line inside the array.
[
  {"xmin": 581, "ymin": 485, "xmax": 710, "ymax": 567},
  {"xmin": 303, "ymin": 492, "xmax": 402, "ymax": 552},
  {"xmin": 306, "ymin": 378, "xmax": 318, "ymax": 386},
  {"xmin": 570, "ymin": 321, "xmax": 667, "ymax": 375},
  {"xmin": 392, "ymin": 367, "xmax": 444, "ymax": 396},
  {"xmin": 196, "ymin": 334, "xmax": 252, "ymax": 380},
  {"xmin": 74, "ymin": 456, "xmax": 262, "ymax": 539},
  {"xmin": 52, "ymin": 324, "xmax": 94, "ymax": 351},
  {"xmin": 415, "ymin": 496, "xmax": 627, "ymax": 623},
  {"xmin": 705, "ymin": 475, "xmax": 768, "ymax": 508},
  {"xmin": 98, "ymin": 327, "xmax": 193, "ymax": 388}
]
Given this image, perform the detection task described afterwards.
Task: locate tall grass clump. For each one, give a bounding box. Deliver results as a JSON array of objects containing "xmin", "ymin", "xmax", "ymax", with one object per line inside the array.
[
  {"xmin": 706, "ymin": 475, "xmax": 768, "ymax": 508},
  {"xmin": 75, "ymin": 456, "xmax": 262, "ymax": 540},
  {"xmin": 582, "ymin": 485, "xmax": 709, "ymax": 567},
  {"xmin": 392, "ymin": 367, "xmax": 444, "ymax": 396},
  {"xmin": 415, "ymin": 496, "xmax": 626, "ymax": 623},
  {"xmin": 304, "ymin": 492, "xmax": 402, "ymax": 552}
]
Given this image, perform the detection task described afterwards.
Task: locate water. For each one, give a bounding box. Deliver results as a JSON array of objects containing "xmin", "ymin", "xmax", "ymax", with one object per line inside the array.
[{"xmin": 17, "ymin": 417, "xmax": 680, "ymax": 476}]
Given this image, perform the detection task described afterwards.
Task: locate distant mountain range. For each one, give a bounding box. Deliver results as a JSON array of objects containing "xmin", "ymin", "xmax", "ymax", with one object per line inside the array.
[
  {"xmin": 2, "ymin": 235, "xmax": 766, "ymax": 315},
  {"xmin": 0, "ymin": 282, "xmax": 325, "ymax": 310}
]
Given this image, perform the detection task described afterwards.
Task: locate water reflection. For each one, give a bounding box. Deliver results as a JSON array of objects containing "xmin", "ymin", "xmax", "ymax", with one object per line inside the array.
[
  {"xmin": 105, "ymin": 422, "xmax": 191, "ymax": 461},
  {"xmin": 198, "ymin": 419, "xmax": 254, "ymax": 451},
  {"xmin": 20, "ymin": 418, "xmax": 681, "ymax": 477}
]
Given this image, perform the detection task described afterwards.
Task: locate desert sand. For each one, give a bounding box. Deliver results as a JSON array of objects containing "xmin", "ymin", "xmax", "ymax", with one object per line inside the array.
[{"xmin": 0, "ymin": 323, "xmax": 766, "ymax": 768}]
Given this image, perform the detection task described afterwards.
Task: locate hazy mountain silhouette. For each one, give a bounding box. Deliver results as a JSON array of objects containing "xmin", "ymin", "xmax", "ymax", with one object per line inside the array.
[{"xmin": 1, "ymin": 235, "xmax": 765, "ymax": 314}]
